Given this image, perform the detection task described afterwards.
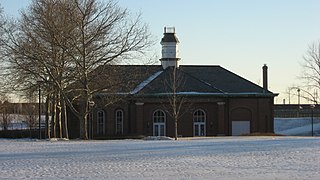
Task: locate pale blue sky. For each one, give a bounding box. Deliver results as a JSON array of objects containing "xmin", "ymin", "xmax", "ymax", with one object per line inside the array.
[{"xmin": 1, "ymin": 0, "xmax": 320, "ymax": 104}]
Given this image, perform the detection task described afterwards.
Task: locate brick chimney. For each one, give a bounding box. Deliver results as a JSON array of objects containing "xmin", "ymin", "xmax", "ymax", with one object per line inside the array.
[{"xmin": 263, "ymin": 64, "xmax": 268, "ymax": 91}]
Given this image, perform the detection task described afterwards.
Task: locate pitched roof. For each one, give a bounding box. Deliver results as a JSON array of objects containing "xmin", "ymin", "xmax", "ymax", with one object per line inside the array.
[
  {"xmin": 137, "ymin": 67, "xmax": 224, "ymax": 95},
  {"xmin": 180, "ymin": 66, "xmax": 269, "ymax": 94},
  {"xmin": 92, "ymin": 65, "xmax": 276, "ymax": 97},
  {"xmin": 90, "ymin": 65, "xmax": 162, "ymax": 94},
  {"xmin": 161, "ymin": 33, "xmax": 180, "ymax": 43}
]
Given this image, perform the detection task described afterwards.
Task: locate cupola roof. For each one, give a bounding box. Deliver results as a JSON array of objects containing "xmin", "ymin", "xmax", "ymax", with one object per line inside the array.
[{"xmin": 161, "ymin": 27, "xmax": 179, "ymax": 43}]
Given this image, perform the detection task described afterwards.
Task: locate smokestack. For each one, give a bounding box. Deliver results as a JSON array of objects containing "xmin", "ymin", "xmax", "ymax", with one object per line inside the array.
[{"xmin": 263, "ymin": 64, "xmax": 268, "ymax": 91}]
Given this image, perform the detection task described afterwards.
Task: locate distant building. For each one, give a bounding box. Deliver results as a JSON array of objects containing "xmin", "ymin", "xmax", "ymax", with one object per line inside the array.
[{"xmin": 68, "ymin": 27, "xmax": 278, "ymax": 138}]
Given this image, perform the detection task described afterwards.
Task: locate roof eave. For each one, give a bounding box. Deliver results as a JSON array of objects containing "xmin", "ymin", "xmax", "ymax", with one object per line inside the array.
[{"xmin": 133, "ymin": 92, "xmax": 278, "ymax": 98}]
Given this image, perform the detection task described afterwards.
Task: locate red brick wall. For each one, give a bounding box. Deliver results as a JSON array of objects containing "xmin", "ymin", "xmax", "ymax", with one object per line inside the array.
[{"xmin": 68, "ymin": 96, "xmax": 275, "ymax": 138}]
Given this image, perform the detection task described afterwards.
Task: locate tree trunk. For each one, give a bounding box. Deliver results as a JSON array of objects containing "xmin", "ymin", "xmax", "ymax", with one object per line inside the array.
[
  {"xmin": 62, "ymin": 96, "xmax": 69, "ymax": 139},
  {"xmin": 57, "ymin": 92, "xmax": 62, "ymax": 138},
  {"xmin": 79, "ymin": 115, "xmax": 88, "ymax": 140},
  {"xmin": 79, "ymin": 98, "xmax": 89, "ymax": 140},
  {"xmin": 173, "ymin": 67, "xmax": 178, "ymax": 140},
  {"xmin": 45, "ymin": 93, "xmax": 51, "ymax": 139},
  {"xmin": 51, "ymin": 93, "xmax": 57, "ymax": 138},
  {"xmin": 174, "ymin": 117, "xmax": 178, "ymax": 140}
]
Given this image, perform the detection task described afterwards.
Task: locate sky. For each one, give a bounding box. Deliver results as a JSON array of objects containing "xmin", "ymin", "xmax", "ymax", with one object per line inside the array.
[{"xmin": 1, "ymin": 0, "xmax": 320, "ymax": 104}]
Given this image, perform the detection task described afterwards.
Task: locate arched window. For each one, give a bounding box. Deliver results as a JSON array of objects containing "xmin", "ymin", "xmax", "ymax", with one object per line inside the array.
[
  {"xmin": 153, "ymin": 110, "xmax": 166, "ymax": 136},
  {"xmin": 115, "ymin": 109, "xmax": 123, "ymax": 135},
  {"xmin": 193, "ymin": 109, "xmax": 206, "ymax": 136},
  {"xmin": 97, "ymin": 110, "xmax": 105, "ymax": 136}
]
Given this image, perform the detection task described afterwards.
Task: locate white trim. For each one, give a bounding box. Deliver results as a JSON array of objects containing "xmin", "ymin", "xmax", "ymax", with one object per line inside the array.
[
  {"xmin": 135, "ymin": 102, "xmax": 144, "ymax": 106},
  {"xmin": 193, "ymin": 122, "xmax": 206, "ymax": 136},
  {"xmin": 97, "ymin": 110, "xmax": 106, "ymax": 136},
  {"xmin": 115, "ymin": 109, "xmax": 124, "ymax": 135},
  {"xmin": 193, "ymin": 109, "xmax": 206, "ymax": 136},
  {"xmin": 153, "ymin": 109, "xmax": 166, "ymax": 136},
  {"xmin": 153, "ymin": 123, "xmax": 166, "ymax": 136},
  {"xmin": 130, "ymin": 71, "xmax": 163, "ymax": 94},
  {"xmin": 217, "ymin": 102, "xmax": 225, "ymax": 106}
]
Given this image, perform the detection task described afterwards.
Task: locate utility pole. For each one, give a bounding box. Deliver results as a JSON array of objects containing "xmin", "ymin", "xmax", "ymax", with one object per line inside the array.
[{"xmin": 311, "ymin": 104, "xmax": 315, "ymax": 136}]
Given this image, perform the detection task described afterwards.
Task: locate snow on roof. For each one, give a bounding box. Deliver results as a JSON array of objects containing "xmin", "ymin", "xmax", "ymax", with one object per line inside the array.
[
  {"xmin": 130, "ymin": 71, "xmax": 163, "ymax": 94},
  {"xmin": 156, "ymin": 92, "xmax": 224, "ymax": 95},
  {"xmin": 139, "ymin": 92, "xmax": 273, "ymax": 97}
]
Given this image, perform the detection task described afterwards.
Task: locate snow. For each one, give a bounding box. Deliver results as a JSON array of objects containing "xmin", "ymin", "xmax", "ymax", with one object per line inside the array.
[
  {"xmin": 0, "ymin": 115, "xmax": 46, "ymax": 130},
  {"xmin": 130, "ymin": 71, "xmax": 163, "ymax": 94},
  {"xmin": 1, "ymin": 137, "xmax": 320, "ymax": 179},
  {"xmin": 275, "ymin": 118, "xmax": 320, "ymax": 136}
]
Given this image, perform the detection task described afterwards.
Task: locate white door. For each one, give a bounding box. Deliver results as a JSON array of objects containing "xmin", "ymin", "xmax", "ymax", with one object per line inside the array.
[
  {"xmin": 153, "ymin": 123, "xmax": 165, "ymax": 136},
  {"xmin": 232, "ymin": 121, "xmax": 250, "ymax": 135},
  {"xmin": 194, "ymin": 122, "xmax": 206, "ymax": 136}
]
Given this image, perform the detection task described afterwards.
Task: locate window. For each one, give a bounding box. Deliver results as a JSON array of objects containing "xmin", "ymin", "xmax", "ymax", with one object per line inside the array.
[
  {"xmin": 193, "ymin": 109, "xmax": 206, "ymax": 136},
  {"xmin": 115, "ymin": 109, "xmax": 123, "ymax": 135},
  {"xmin": 97, "ymin": 110, "xmax": 105, "ymax": 136},
  {"xmin": 153, "ymin": 110, "xmax": 166, "ymax": 136}
]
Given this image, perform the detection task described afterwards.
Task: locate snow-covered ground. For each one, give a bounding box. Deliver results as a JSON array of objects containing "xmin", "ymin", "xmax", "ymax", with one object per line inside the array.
[
  {"xmin": 275, "ymin": 118, "xmax": 320, "ymax": 136},
  {"xmin": 0, "ymin": 137, "xmax": 319, "ymax": 179}
]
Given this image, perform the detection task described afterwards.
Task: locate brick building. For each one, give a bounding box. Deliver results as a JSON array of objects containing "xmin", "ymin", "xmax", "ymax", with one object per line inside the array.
[{"xmin": 68, "ymin": 27, "xmax": 277, "ymax": 138}]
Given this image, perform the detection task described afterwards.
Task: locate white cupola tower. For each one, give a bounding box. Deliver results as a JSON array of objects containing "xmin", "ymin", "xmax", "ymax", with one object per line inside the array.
[{"xmin": 160, "ymin": 27, "xmax": 180, "ymax": 69}]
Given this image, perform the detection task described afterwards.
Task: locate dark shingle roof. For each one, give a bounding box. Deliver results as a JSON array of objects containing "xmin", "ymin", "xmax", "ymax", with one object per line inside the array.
[
  {"xmin": 180, "ymin": 66, "xmax": 268, "ymax": 94},
  {"xmin": 89, "ymin": 65, "xmax": 162, "ymax": 93},
  {"xmin": 137, "ymin": 67, "xmax": 224, "ymax": 95},
  {"xmin": 161, "ymin": 33, "xmax": 179, "ymax": 43},
  {"xmin": 91, "ymin": 65, "xmax": 276, "ymax": 97}
]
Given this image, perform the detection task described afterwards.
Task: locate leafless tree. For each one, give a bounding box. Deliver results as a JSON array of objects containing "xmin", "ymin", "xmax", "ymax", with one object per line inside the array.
[
  {"xmin": 295, "ymin": 41, "xmax": 320, "ymax": 104},
  {"xmin": 64, "ymin": 0, "xmax": 153, "ymax": 139},
  {"xmin": 0, "ymin": 5, "xmax": 4, "ymax": 50},
  {"xmin": 0, "ymin": 0, "xmax": 153, "ymax": 139},
  {"xmin": 0, "ymin": 100, "xmax": 12, "ymax": 131},
  {"xmin": 0, "ymin": 6, "xmax": 11, "ymax": 98},
  {"xmin": 164, "ymin": 67, "xmax": 188, "ymax": 140},
  {"xmin": 24, "ymin": 105, "xmax": 38, "ymax": 130},
  {"xmin": 286, "ymin": 86, "xmax": 318, "ymax": 105},
  {"xmin": 22, "ymin": 91, "xmax": 39, "ymax": 135}
]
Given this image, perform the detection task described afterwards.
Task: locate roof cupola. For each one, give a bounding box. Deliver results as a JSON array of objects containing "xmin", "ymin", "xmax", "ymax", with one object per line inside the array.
[{"xmin": 160, "ymin": 27, "xmax": 180, "ymax": 69}]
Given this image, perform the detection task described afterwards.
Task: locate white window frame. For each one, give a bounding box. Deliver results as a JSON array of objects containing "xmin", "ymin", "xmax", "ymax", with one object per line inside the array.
[
  {"xmin": 153, "ymin": 109, "xmax": 166, "ymax": 136},
  {"xmin": 115, "ymin": 109, "xmax": 124, "ymax": 135},
  {"xmin": 97, "ymin": 110, "xmax": 106, "ymax": 136},
  {"xmin": 193, "ymin": 109, "xmax": 206, "ymax": 136}
]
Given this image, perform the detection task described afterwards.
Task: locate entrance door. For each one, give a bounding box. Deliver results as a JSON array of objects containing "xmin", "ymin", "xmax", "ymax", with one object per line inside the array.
[
  {"xmin": 193, "ymin": 109, "xmax": 206, "ymax": 136},
  {"xmin": 194, "ymin": 122, "xmax": 206, "ymax": 136},
  {"xmin": 153, "ymin": 123, "xmax": 166, "ymax": 136},
  {"xmin": 153, "ymin": 110, "xmax": 166, "ymax": 136}
]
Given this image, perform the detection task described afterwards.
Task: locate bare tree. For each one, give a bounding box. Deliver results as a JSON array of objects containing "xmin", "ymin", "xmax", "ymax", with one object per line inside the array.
[
  {"xmin": 23, "ymin": 90, "xmax": 39, "ymax": 135},
  {"xmin": 0, "ymin": 5, "xmax": 12, "ymax": 99},
  {"xmin": 0, "ymin": 100, "xmax": 12, "ymax": 131},
  {"xmin": 64, "ymin": 0, "xmax": 153, "ymax": 139},
  {"xmin": 164, "ymin": 67, "xmax": 188, "ymax": 140},
  {"xmin": 296, "ymin": 41, "xmax": 320, "ymax": 104},
  {"xmin": 24, "ymin": 105, "xmax": 38, "ymax": 130},
  {"xmin": 286, "ymin": 86, "xmax": 318, "ymax": 105},
  {"xmin": 1, "ymin": 0, "xmax": 153, "ymax": 139},
  {"xmin": 0, "ymin": 5, "xmax": 4, "ymax": 52}
]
